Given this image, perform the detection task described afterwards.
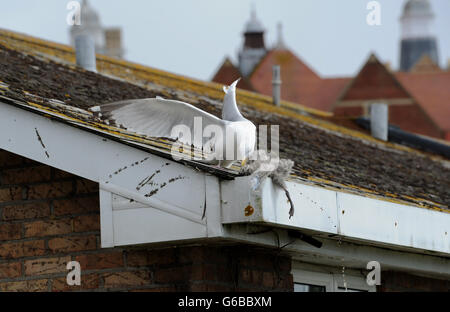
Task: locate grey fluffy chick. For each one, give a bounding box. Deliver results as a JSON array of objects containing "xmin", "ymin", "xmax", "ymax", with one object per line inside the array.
[{"xmin": 240, "ymin": 150, "xmax": 295, "ymax": 218}]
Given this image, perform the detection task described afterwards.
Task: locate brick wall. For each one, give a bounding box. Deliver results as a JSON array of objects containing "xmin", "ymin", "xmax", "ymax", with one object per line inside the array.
[{"xmin": 0, "ymin": 149, "xmax": 293, "ymax": 292}]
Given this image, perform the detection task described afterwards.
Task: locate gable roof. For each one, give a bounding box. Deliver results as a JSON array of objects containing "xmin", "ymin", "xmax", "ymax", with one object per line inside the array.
[
  {"xmin": 336, "ymin": 53, "xmax": 450, "ymax": 133},
  {"xmin": 211, "ymin": 48, "xmax": 351, "ymax": 113},
  {"xmin": 211, "ymin": 57, "xmax": 254, "ymax": 91},
  {"xmin": 313, "ymin": 77, "xmax": 352, "ymax": 111},
  {"xmin": 249, "ymin": 48, "xmax": 323, "ymax": 105},
  {"xmin": 396, "ymin": 71, "xmax": 450, "ymax": 132},
  {"xmin": 0, "ymin": 29, "xmax": 449, "ymax": 211},
  {"xmin": 410, "ymin": 54, "xmax": 442, "ymax": 73},
  {"xmin": 337, "ymin": 54, "xmax": 412, "ymax": 103}
]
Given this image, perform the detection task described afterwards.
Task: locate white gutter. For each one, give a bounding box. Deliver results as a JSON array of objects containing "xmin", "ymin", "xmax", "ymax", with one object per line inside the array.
[{"xmin": 222, "ymin": 177, "xmax": 450, "ymax": 255}]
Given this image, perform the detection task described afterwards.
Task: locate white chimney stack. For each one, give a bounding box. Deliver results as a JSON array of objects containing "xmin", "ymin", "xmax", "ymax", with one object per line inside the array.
[
  {"xmin": 272, "ymin": 65, "xmax": 281, "ymax": 106},
  {"xmin": 75, "ymin": 35, "xmax": 97, "ymax": 72},
  {"xmin": 370, "ymin": 102, "xmax": 388, "ymax": 141}
]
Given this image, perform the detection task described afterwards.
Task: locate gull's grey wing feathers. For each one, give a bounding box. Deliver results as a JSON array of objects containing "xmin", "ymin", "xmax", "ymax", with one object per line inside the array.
[{"xmin": 93, "ymin": 97, "xmax": 229, "ymax": 145}]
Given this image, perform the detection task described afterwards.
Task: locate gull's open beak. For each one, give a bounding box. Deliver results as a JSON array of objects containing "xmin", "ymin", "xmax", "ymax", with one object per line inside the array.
[
  {"xmin": 241, "ymin": 158, "xmax": 248, "ymax": 167},
  {"xmin": 230, "ymin": 78, "xmax": 241, "ymax": 89}
]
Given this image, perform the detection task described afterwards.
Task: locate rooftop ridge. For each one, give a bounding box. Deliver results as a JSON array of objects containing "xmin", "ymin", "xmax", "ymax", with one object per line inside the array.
[
  {"xmin": 0, "ymin": 28, "xmax": 447, "ymax": 162},
  {"xmin": 0, "ymin": 28, "xmax": 328, "ymax": 117}
]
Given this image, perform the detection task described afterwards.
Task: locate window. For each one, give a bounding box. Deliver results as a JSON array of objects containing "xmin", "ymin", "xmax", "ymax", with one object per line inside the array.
[
  {"xmin": 292, "ymin": 262, "xmax": 376, "ymax": 292},
  {"xmin": 294, "ymin": 283, "xmax": 326, "ymax": 292}
]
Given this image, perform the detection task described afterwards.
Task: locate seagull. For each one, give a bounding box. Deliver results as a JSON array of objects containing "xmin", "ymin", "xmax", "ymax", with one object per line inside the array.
[{"xmin": 90, "ymin": 79, "xmax": 256, "ymax": 168}]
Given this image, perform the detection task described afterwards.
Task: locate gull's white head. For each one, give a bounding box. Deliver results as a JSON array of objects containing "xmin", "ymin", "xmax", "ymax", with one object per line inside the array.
[
  {"xmin": 223, "ymin": 78, "xmax": 241, "ymax": 94},
  {"xmin": 222, "ymin": 78, "xmax": 244, "ymax": 122}
]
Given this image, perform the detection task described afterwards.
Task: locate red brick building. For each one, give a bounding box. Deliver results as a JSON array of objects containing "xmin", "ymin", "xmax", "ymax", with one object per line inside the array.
[
  {"xmin": 212, "ymin": 3, "xmax": 450, "ymax": 141},
  {"xmin": 0, "ymin": 30, "xmax": 449, "ymax": 292}
]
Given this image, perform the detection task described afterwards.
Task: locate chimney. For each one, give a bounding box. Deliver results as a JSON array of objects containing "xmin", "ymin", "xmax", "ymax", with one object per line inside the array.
[
  {"xmin": 104, "ymin": 28, "xmax": 124, "ymax": 59},
  {"xmin": 75, "ymin": 35, "xmax": 97, "ymax": 72},
  {"xmin": 272, "ymin": 65, "xmax": 281, "ymax": 106},
  {"xmin": 370, "ymin": 102, "xmax": 388, "ymax": 141}
]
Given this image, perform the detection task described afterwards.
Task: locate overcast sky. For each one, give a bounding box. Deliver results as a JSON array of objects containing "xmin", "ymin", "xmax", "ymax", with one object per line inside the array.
[{"xmin": 1, "ymin": 0, "xmax": 449, "ymax": 80}]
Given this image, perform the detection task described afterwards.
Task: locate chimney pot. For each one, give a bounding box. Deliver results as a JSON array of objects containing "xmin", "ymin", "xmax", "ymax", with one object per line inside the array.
[
  {"xmin": 272, "ymin": 65, "xmax": 281, "ymax": 106},
  {"xmin": 75, "ymin": 35, "xmax": 97, "ymax": 72},
  {"xmin": 370, "ymin": 102, "xmax": 388, "ymax": 141}
]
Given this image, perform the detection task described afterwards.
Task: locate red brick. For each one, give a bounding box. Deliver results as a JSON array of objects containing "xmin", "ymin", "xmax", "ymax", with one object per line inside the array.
[
  {"xmin": 75, "ymin": 252, "xmax": 123, "ymax": 270},
  {"xmin": 76, "ymin": 179, "xmax": 98, "ymax": 194},
  {"xmin": 130, "ymin": 286, "xmax": 177, "ymax": 292},
  {"xmin": 48, "ymin": 235, "xmax": 97, "ymax": 254},
  {"xmin": 189, "ymin": 264, "xmax": 232, "ymax": 283},
  {"xmin": 190, "ymin": 283, "xmax": 233, "ymax": 292},
  {"xmin": 73, "ymin": 215, "xmax": 100, "ymax": 232},
  {"xmin": 2, "ymin": 202, "xmax": 50, "ymax": 221},
  {"xmin": 179, "ymin": 247, "xmax": 229, "ymax": 264},
  {"xmin": 52, "ymin": 168, "xmax": 74, "ymax": 179},
  {"xmin": 240, "ymin": 254, "xmax": 274, "ymax": 270},
  {"xmin": 153, "ymin": 267, "xmax": 188, "ymax": 284},
  {"xmin": 27, "ymin": 181, "xmax": 73, "ymax": 200},
  {"xmin": 262, "ymin": 271, "xmax": 275, "ymax": 288},
  {"xmin": 127, "ymin": 248, "xmax": 176, "ymax": 267},
  {"xmin": 0, "ymin": 223, "xmax": 22, "ymax": 241},
  {"xmin": 277, "ymin": 256, "xmax": 292, "ymax": 273},
  {"xmin": 53, "ymin": 197, "xmax": 99, "ymax": 216},
  {"xmin": 1, "ymin": 166, "xmax": 51, "ymax": 184},
  {"xmin": 0, "ymin": 262, "xmax": 22, "ymax": 279},
  {"xmin": 281, "ymin": 274, "xmax": 293, "ymax": 291},
  {"xmin": 208, "ymin": 264, "xmax": 233, "ymax": 283},
  {"xmin": 239, "ymin": 268, "xmax": 263, "ymax": 285},
  {"xmin": 0, "ymin": 186, "xmax": 22, "ymax": 201},
  {"xmin": 0, "ymin": 240, "xmax": 46, "ymax": 259},
  {"xmin": 52, "ymin": 273, "xmax": 99, "ymax": 291},
  {"xmin": 178, "ymin": 246, "xmax": 205, "ymax": 263},
  {"xmin": 0, "ymin": 279, "xmax": 49, "ymax": 292},
  {"xmin": 24, "ymin": 256, "xmax": 70, "ymax": 276},
  {"xmin": 0, "ymin": 150, "xmax": 25, "ymax": 167},
  {"xmin": 24, "ymin": 219, "xmax": 72, "ymax": 238},
  {"xmin": 178, "ymin": 247, "xmax": 228, "ymax": 264},
  {"xmin": 103, "ymin": 271, "xmax": 151, "ymax": 288}
]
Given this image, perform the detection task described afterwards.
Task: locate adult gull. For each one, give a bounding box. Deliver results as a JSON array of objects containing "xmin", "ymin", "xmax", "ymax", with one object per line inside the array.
[{"xmin": 90, "ymin": 79, "xmax": 256, "ymax": 168}]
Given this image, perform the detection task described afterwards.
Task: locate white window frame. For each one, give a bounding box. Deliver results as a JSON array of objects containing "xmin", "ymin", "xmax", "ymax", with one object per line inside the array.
[{"xmin": 292, "ymin": 262, "xmax": 376, "ymax": 292}]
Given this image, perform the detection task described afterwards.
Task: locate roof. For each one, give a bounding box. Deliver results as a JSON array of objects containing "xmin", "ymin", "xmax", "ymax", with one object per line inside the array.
[
  {"xmin": 313, "ymin": 77, "xmax": 351, "ymax": 111},
  {"xmin": 336, "ymin": 53, "xmax": 450, "ymax": 133},
  {"xmin": 249, "ymin": 49, "xmax": 323, "ymax": 106},
  {"xmin": 337, "ymin": 54, "xmax": 411, "ymax": 103},
  {"xmin": 396, "ymin": 71, "xmax": 450, "ymax": 132},
  {"xmin": 211, "ymin": 58, "xmax": 254, "ymax": 92},
  {"xmin": 410, "ymin": 54, "xmax": 441, "ymax": 73},
  {"xmin": 0, "ymin": 29, "xmax": 449, "ymax": 211},
  {"xmin": 214, "ymin": 48, "xmax": 351, "ymax": 112}
]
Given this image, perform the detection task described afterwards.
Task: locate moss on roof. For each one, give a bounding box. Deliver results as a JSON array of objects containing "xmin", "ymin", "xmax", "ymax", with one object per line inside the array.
[{"xmin": 0, "ymin": 29, "xmax": 449, "ymax": 211}]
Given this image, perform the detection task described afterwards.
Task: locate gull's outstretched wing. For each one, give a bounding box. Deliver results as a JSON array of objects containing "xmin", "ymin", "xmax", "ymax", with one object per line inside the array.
[{"xmin": 91, "ymin": 97, "xmax": 229, "ymax": 146}]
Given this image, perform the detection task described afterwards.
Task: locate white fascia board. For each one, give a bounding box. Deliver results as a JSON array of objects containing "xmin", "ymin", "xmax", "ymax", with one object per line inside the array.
[
  {"xmin": 221, "ymin": 176, "xmax": 450, "ymax": 256},
  {"xmin": 0, "ymin": 101, "xmax": 209, "ymax": 247}
]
